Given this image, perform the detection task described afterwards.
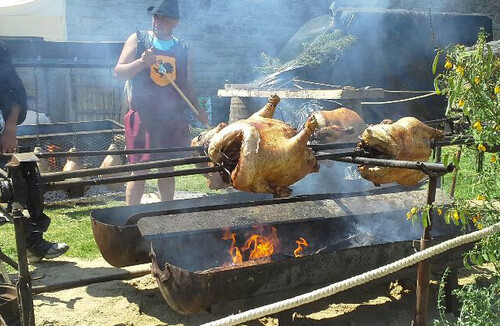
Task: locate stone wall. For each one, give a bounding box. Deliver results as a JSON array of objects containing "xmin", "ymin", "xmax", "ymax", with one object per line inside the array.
[{"xmin": 64, "ymin": 0, "xmax": 499, "ymax": 122}]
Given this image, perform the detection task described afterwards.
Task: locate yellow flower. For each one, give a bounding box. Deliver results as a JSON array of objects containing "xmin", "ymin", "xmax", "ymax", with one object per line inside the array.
[
  {"xmin": 472, "ymin": 214, "xmax": 483, "ymax": 229},
  {"xmin": 437, "ymin": 208, "xmax": 443, "ymax": 215},
  {"xmin": 495, "ymin": 86, "xmax": 500, "ymax": 94},
  {"xmin": 456, "ymin": 66, "xmax": 464, "ymax": 75},
  {"xmin": 474, "ymin": 77, "xmax": 481, "ymax": 84},
  {"xmin": 444, "ymin": 60, "xmax": 453, "ymax": 69},
  {"xmin": 407, "ymin": 207, "xmax": 418, "ymax": 219},
  {"xmin": 476, "ymin": 195, "xmax": 486, "ymax": 201},
  {"xmin": 458, "ymin": 99, "xmax": 465, "ymax": 107},
  {"xmin": 453, "ymin": 210, "xmax": 460, "ymax": 221},
  {"xmin": 473, "ymin": 121, "xmax": 483, "ymax": 132},
  {"xmin": 477, "ymin": 143, "xmax": 486, "ymax": 151},
  {"xmin": 492, "ymin": 155, "xmax": 497, "ymax": 163}
]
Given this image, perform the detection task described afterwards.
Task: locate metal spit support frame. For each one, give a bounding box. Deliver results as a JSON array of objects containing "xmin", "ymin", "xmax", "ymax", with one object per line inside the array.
[
  {"xmin": 0, "ymin": 143, "xmax": 455, "ymax": 326},
  {"xmin": 0, "ymin": 153, "xmax": 41, "ymax": 326}
]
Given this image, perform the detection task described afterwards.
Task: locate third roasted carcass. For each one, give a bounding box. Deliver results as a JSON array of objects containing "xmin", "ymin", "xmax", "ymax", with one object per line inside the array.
[
  {"xmin": 207, "ymin": 95, "xmax": 319, "ymax": 197},
  {"xmin": 357, "ymin": 117, "xmax": 444, "ymax": 186},
  {"xmin": 311, "ymin": 107, "xmax": 366, "ymax": 144}
]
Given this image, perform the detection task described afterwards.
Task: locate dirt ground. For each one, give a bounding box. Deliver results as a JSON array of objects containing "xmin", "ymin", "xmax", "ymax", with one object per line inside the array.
[{"xmin": 18, "ymin": 256, "xmax": 493, "ymax": 326}]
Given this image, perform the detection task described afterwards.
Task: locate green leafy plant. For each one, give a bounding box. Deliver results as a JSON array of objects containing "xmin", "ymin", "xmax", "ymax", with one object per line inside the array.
[
  {"xmin": 429, "ymin": 30, "xmax": 500, "ymax": 325},
  {"xmin": 433, "ymin": 30, "xmax": 500, "ymax": 148}
]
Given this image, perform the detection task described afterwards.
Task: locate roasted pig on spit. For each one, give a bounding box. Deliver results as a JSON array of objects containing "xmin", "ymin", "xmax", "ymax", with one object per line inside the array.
[
  {"xmin": 357, "ymin": 117, "xmax": 444, "ymax": 186},
  {"xmin": 207, "ymin": 95, "xmax": 319, "ymax": 197},
  {"xmin": 311, "ymin": 107, "xmax": 366, "ymax": 144},
  {"xmin": 191, "ymin": 122, "xmax": 229, "ymax": 190}
]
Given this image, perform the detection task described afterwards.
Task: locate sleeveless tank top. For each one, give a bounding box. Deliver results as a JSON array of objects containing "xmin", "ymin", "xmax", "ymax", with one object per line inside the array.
[{"xmin": 129, "ymin": 30, "xmax": 189, "ymax": 124}]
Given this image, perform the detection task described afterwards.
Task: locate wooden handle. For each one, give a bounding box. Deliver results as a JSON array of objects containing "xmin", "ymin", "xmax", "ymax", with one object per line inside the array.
[{"xmin": 162, "ymin": 73, "xmax": 211, "ymax": 128}]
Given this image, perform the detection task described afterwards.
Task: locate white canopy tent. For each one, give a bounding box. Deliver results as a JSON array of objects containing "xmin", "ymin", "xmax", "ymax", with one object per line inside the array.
[{"xmin": 0, "ymin": 0, "xmax": 67, "ymax": 41}]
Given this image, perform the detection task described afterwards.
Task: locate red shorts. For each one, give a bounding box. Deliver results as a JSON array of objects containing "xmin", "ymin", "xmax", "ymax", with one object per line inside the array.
[{"xmin": 124, "ymin": 109, "xmax": 190, "ymax": 164}]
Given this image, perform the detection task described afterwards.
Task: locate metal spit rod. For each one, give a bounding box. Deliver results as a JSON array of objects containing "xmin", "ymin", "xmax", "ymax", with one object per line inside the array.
[
  {"xmin": 44, "ymin": 155, "xmax": 454, "ymax": 190},
  {"xmin": 40, "ymin": 155, "xmax": 212, "ymax": 182}
]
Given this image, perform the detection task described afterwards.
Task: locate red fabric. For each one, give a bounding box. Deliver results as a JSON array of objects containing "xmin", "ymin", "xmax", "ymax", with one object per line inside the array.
[{"xmin": 124, "ymin": 109, "xmax": 190, "ymax": 164}]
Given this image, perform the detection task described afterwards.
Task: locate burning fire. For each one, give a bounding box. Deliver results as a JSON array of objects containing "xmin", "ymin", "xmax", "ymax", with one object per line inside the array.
[
  {"xmin": 222, "ymin": 228, "xmax": 243, "ymax": 264},
  {"xmin": 47, "ymin": 144, "xmax": 61, "ymax": 171},
  {"xmin": 242, "ymin": 226, "xmax": 279, "ymax": 260},
  {"xmin": 222, "ymin": 227, "xmax": 309, "ymax": 265},
  {"xmin": 294, "ymin": 237, "xmax": 309, "ymax": 257}
]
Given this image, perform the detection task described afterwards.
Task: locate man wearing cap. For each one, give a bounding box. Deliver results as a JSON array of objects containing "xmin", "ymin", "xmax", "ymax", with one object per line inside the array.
[{"xmin": 115, "ymin": 0, "xmax": 208, "ymax": 205}]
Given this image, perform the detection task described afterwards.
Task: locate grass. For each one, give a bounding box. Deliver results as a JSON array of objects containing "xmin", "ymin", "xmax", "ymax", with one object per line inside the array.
[{"xmin": 441, "ymin": 146, "xmax": 500, "ymax": 200}]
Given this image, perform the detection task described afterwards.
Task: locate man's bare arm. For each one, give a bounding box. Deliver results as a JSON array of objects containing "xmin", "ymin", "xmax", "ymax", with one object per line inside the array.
[
  {"xmin": 114, "ymin": 33, "xmax": 156, "ymax": 81},
  {"xmin": 0, "ymin": 105, "xmax": 19, "ymax": 153}
]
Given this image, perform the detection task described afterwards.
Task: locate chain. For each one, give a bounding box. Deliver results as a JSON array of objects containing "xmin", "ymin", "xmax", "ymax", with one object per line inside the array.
[{"xmin": 33, "ymin": 67, "xmax": 41, "ymax": 148}]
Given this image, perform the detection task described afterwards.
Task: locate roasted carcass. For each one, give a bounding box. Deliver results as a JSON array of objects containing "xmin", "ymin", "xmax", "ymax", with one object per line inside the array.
[
  {"xmin": 191, "ymin": 122, "xmax": 229, "ymax": 190},
  {"xmin": 33, "ymin": 146, "xmax": 51, "ymax": 173},
  {"xmin": 357, "ymin": 117, "xmax": 444, "ymax": 186},
  {"xmin": 207, "ymin": 95, "xmax": 319, "ymax": 197},
  {"xmin": 311, "ymin": 108, "xmax": 366, "ymax": 144},
  {"xmin": 99, "ymin": 144, "xmax": 126, "ymax": 191},
  {"xmin": 63, "ymin": 147, "xmax": 88, "ymax": 198}
]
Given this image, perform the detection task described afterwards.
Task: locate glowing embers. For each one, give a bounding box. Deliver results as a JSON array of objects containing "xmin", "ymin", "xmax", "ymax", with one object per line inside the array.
[
  {"xmin": 221, "ymin": 226, "xmax": 309, "ymax": 267},
  {"xmin": 46, "ymin": 144, "xmax": 61, "ymax": 171}
]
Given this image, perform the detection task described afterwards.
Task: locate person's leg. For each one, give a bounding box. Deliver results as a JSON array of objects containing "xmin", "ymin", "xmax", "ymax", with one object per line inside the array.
[
  {"xmin": 23, "ymin": 213, "xmax": 69, "ymax": 263},
  {"xmin": 157, "ymin": 167, "xmax": 175, "ymax": 201},
  {"xmin": 126, "ymin": 170, "xmax": 147, "ymax": 205}
]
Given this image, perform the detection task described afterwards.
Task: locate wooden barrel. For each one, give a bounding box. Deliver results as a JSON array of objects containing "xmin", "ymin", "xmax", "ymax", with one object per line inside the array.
[{"xmin": 229, "ymin": 97, "xmax": 252, "ymax": 122}]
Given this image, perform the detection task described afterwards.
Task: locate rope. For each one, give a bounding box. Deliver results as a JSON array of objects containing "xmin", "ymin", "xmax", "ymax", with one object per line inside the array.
[
  {"xmin": 202, "ymin": 222, "xmax": 500, "ymax": 326},
  {"xmin": 293, "ymin": 79, "xmax": 435, "ymax": 94},
  {"xmin": 361, "ymin": 92, "xmax": 437, "ymax": 105}
]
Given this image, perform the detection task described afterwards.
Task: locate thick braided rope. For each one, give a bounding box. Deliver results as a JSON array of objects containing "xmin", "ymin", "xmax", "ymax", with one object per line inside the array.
[{"xmin": 202, "ymin": 223, "xmax": 500, "ymax": 326}]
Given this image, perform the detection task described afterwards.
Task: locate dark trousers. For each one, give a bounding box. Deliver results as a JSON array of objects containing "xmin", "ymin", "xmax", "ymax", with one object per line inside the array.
[{"xmin": 1, "ymin": 154, "xmax": 52, "ymax": 256}]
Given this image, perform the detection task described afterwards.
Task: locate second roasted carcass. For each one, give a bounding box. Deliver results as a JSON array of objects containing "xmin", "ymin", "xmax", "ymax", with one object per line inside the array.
[
  {"xmin": 207, "ymin": 95, "xmax": 319, "ymax": 197},
  {"xmin": 191, "ymin": 122, "xmax": 229, "ymax": 190},
  {"xmin": 357, "ymin": 117, "xmax": 444, "ymax": 186},
  {"xmin": 311, "ymin": 107, "xmax": 366, "ymax": 144}
]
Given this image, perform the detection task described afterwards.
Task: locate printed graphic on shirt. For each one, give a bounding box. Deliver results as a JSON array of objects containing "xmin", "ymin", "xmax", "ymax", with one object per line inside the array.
[{"xmin": 150, "ymin": 55, "xmax": 176, "ymax": 86}]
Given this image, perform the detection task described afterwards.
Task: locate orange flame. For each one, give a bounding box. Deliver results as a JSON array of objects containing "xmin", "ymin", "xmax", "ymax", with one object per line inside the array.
[
  {"xmin": 242, "ymin": 226, "xmax": 279, "ymax": 260},
  {"xmin": 294, "ymin": 237, "xmax": 308, "ymax": 257},
  {"xmin": 46, "ymin": 144, "xmax": 61, "ymax": 171},
  {"xmin": 222, "ymin": 226, "xmax": 280, "ymax": 265},
  {"xmin": 222, "ymin": 228, "xmax": 243, "ymax": 264}
]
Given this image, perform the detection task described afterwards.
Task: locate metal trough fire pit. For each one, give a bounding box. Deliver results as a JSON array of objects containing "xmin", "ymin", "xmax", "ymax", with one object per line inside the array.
[{"xmin": 91, "ymin": 187, "xmax": 468, "ymax": 314}]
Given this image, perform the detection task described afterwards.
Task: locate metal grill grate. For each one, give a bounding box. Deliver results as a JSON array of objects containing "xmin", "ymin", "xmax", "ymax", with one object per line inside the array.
[{"xmin": 17, "ymin": 120, "xmax": 125, "ymax": 171}]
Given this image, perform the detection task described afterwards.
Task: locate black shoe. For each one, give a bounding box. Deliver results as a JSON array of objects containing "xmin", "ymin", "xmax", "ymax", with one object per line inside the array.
[{"xmin": 27, "ymin": 242, "xmax": 69, "ymax": 264}]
